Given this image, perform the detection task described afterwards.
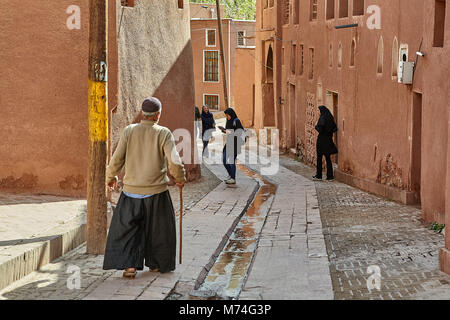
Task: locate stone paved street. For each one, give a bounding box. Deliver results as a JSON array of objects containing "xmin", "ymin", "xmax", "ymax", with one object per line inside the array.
[{"xmin": 279, "ymin": 155, "xmax": 450, "ymax": 300}]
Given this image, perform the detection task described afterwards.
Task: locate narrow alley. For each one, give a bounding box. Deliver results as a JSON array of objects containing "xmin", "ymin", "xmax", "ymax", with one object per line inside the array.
[
  {"xmin": 1, "ymin": 0, "xmax": 449, "ymax": 311},
  {"xmin": 1, "ymin": 118, "xmax": 449, "ymax": 301}
]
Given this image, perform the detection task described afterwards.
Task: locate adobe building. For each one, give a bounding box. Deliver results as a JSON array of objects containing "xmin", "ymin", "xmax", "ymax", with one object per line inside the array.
[
  {"xmin": 0, "ymin": 0, "xmax": 199, "ymax": 198},
  {"xmin": 190, "ymin": 3, "xmax": 256, "ymax": 127},
  {"xmin": 254, "ymin": 0, "xmax": 450, "ymax": 274}
]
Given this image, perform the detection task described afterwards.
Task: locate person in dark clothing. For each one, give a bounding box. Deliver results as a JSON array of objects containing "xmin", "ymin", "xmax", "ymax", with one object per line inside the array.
[
  {"xmin": 220, "ymin": 108, "xmax": 245, "ymax": 185},
  {"xmin": 201, "ymin": 105, "xmax": 216, "ymax": 157},
  {"xmin": 313, "ymin": 105, "xmax": 338, "ymax": 181}
]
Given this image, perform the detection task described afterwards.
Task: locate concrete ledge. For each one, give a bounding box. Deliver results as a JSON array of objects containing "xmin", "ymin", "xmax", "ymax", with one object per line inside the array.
[
  {"xmin": 439, "ymin": 247, "xmax": 450, "ymax": 275},
  {"xmin": 0, "ymin": 223, "xmax": 86, "ymax": 291},
  {"xmin": 335, "ymin": 169, "xmax": 418, "ymax": 205}
]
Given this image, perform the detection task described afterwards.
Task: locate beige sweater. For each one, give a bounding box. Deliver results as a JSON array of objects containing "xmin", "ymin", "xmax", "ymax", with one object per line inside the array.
[{"xmin": 106, "ymin": 120, "xmax": 186, "ymax": 195}]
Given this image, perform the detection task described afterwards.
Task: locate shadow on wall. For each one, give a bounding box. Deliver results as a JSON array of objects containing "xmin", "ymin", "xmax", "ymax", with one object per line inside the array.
[{"xmin": 114, "ymin": 41, "xmax": 201, "ymax": 182}]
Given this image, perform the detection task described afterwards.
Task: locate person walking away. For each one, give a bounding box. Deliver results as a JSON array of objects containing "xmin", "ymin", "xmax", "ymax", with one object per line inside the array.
[
  {"xmin": 201, "ymin": 105, "xmax": 216, "ymax": 157},
  {"xmin": 194, "ymin": 106, "xmax": 201, "ymax": 139},
  {"xmin": 219, "ymin": 108, "xmax": 245, "ymax": 185},
  {"xmin": 103, "ymin": 97, "xmax": 186, "ymax": 278},
  {"xmin": 313, "ymin": 105, "xmax": 338, "ymax": 181}
]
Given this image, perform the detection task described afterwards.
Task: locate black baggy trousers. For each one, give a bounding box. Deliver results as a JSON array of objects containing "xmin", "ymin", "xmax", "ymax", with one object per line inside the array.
[
  {"xmin": 316, "ymin": 153, "xmax": 334, "ymax": 179},
  {"xmin": 103, "ymin": 190, "xmax": 176, "ymax": 273}
]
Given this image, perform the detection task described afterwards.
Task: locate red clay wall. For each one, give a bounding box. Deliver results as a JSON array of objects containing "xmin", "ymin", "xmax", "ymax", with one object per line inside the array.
[
  {"xmin": 257, "ymin": 0, "xmax": 450, "ymax": 222},
  {"xmin": 233, "ymin": 48, "xmax": 256, "ymax": 127},
  {"xmin": 191, "ymin": 19, "xmax": 231, "ymax": 112},
  {"xmin": 0, "ymin": 0, "xmax": 92, "ymax": 197},
  {"xmin": 191, "ymin": 19, "xmax": 255, "ymax": 113},
  {"xmin": 112, "ymin": 0, "xmax": 200, "ymax": 181},
  {"xmin": 254, "ymin": 0, "xmax": 282, "ymax": 135},
  {"xmin": 0, "ymin": 0, "xmax": 198, "ymax": 196},
  {"xmin": 255, "ymin": 0, "xmax": 450, "ymax": 273}
]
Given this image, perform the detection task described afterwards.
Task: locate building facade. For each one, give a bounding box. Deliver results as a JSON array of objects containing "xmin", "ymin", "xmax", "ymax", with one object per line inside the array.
[
  {"xmin": 190, "ymin": 4, "xmax": 256, "ymax": 126},
  {"xmin": 254, "ymin": 0, "xmax": 450, "ymax": 274},
  {"xmin": 0, "ymin": 0, "xmax": 199, "ymax": 197}
]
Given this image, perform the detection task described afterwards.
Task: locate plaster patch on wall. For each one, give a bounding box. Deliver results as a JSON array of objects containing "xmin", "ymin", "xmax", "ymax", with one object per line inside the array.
[
  {"xmin": 377, "ymin": 153, "xmax": 404, "ymax": 189},
  {"xmin": 0, "ymin": 174, "xmax": 38, "ymax": 189},
  {"xmin": 342, "ymin": 160, "xmax": 354, "ymax": 175},
  {"xmin": 59, "ymin": 175, "xmax": 86, "ymax": 190}
]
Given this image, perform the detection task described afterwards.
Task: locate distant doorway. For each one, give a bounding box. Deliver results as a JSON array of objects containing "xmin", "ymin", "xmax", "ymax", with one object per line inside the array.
[
  {"xmin": 289, "ymin": 84, "xmax": 296, "ymax": 148},
  {"xmin": 263, "ymin": 44, "xmax": 275, "ymax": 127},
  {"xmin": 411, "ymin": 92, "xmax": 422, "ymax": 203}
]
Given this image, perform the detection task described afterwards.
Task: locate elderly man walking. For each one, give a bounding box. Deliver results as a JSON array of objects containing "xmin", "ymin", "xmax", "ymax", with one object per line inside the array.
[{"xmin": 103, "ymin": 97, "xmax": 186, "ymax": 278}]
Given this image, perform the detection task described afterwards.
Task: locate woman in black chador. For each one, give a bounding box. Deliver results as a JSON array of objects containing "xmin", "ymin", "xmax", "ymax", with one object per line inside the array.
[
  {"xmin": 220, "ymin": 108, "xmax": 245, "ymax": 185},
  {"xmin": 313, "ymin": 105, "xmax": 338, "ymax": 181},
  {"xmin": 201, "ymin": 105, "xmax": 216, "ymax": 157}
]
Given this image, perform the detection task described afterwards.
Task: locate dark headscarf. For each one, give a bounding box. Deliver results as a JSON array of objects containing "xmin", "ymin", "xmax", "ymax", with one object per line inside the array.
[
  {"xmin": 316, "ymin": 106, "xmax": 337, "ymax": 136},
  {"xmin": 224, "ymin": 108, "xmax": 239, "ymax": 129},
  {"xmin": 223, "ymin": 108, "xmax": 244, "ymax": 155},
  {"xmin": 201, "ymin": 107, "xmax": 215, "ymax": 134}
]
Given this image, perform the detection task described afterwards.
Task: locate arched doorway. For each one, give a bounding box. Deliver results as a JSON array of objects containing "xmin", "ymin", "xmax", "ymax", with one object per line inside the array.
[{"xmin": 263, "ymin": 44, "xmax": 275, "ymax": 127}]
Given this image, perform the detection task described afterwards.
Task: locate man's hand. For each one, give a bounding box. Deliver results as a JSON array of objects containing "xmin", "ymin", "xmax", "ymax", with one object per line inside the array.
[
  {"xmin": 106, "ymin": 177, "xmax": 118, "ymax": 192},
  {"xmin": 176, "ymin": 181, "xmax": 185, "ymax": 189}
]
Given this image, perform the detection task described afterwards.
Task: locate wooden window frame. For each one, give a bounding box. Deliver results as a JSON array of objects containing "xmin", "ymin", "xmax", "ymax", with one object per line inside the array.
[
  {"xmin": 206, "ymin": 29, "xmax": 216, "ymax": 47},
  {"xmin": 203, "ymin": 50, "xmax": 220, "ymax": 83},
  {"xmin": 237, "ymin": 31, "xmax": 246, "ymax": 47},
  {"xmin": 203, "ymin": 94, "xmax": 220, "ymax": 110}
]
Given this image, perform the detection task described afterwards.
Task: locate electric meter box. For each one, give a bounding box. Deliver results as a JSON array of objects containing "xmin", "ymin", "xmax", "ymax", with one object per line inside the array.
[{"xmin": 398, "ymin": 61, "xmax": 415, "ymax": 84}]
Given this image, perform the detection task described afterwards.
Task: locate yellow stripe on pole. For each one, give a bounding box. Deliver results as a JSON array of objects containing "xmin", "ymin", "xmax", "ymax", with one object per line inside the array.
[{"xmin": 88, "ymin": 79, "xmax": 108, "ymax": 142}]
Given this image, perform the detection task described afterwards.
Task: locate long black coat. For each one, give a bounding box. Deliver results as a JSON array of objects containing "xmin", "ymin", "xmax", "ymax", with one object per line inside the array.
[
  {"xmin": 201, "ymin": 110, "xmax": 215, "ymax": 140},
  {"xmin": 315, "ymin": 106, "xmax": 338, "ymax": 156},
  {"xmin": 224, "ymin": 108, "xmax": 244, "ymax": 156}
]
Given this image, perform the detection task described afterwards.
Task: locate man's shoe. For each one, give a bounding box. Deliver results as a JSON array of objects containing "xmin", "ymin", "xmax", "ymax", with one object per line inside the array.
[
  {"xmin": 224, "ymin": 175, "xmax": 231, "ymax": 181},
  {"xmin": 225, "ymin": 178, "xmax": 236, "ymax": 185},
  {"xmin": 326, "ymin": 177, "xmax": 335, "ymax": 182},
  {"xmin": 312, "ymin": 175, "xmax": 322, "ymax": 181}
]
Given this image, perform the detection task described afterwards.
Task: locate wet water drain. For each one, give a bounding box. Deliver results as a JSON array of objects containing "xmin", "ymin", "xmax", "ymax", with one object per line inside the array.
[{"xmin": 195, "ymin": 165, "xmax": 276, "ymax": 299}]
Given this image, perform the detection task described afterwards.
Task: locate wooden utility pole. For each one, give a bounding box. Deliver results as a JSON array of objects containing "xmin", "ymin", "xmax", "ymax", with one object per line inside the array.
[
  {"xmin": 216, "ymin": 0, "xmax": 229, "ymax": 109},
  {"xmin": 87, "ymin": 0, "xmax": 108, "ymax": 254}
]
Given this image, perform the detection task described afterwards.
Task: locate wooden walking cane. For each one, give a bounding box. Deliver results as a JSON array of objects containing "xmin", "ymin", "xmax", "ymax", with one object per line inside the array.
[{"xmin": 179, "ymin": 186, "xmax": 183, "ymax": 264}]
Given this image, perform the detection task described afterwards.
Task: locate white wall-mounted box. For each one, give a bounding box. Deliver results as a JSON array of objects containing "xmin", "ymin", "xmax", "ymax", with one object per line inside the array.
[{"xmin": 398, "ymin": 61, "xmax": 415, "ymax": 84}]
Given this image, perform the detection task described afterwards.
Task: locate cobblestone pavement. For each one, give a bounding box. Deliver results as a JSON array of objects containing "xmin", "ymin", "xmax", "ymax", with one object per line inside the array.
[
  {"xmin": 168, "ymin": 163, "xmax": 222, "ymax": 215},
  {"xmin": 279, "ymin": 155, "xmax": 450, "ymax": 300}
]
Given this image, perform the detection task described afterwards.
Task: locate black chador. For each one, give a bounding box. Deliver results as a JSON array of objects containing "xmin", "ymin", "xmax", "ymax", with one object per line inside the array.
[{"xmin": 314, "ymin": 105, "xmax": 338, "ymax": 180}]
